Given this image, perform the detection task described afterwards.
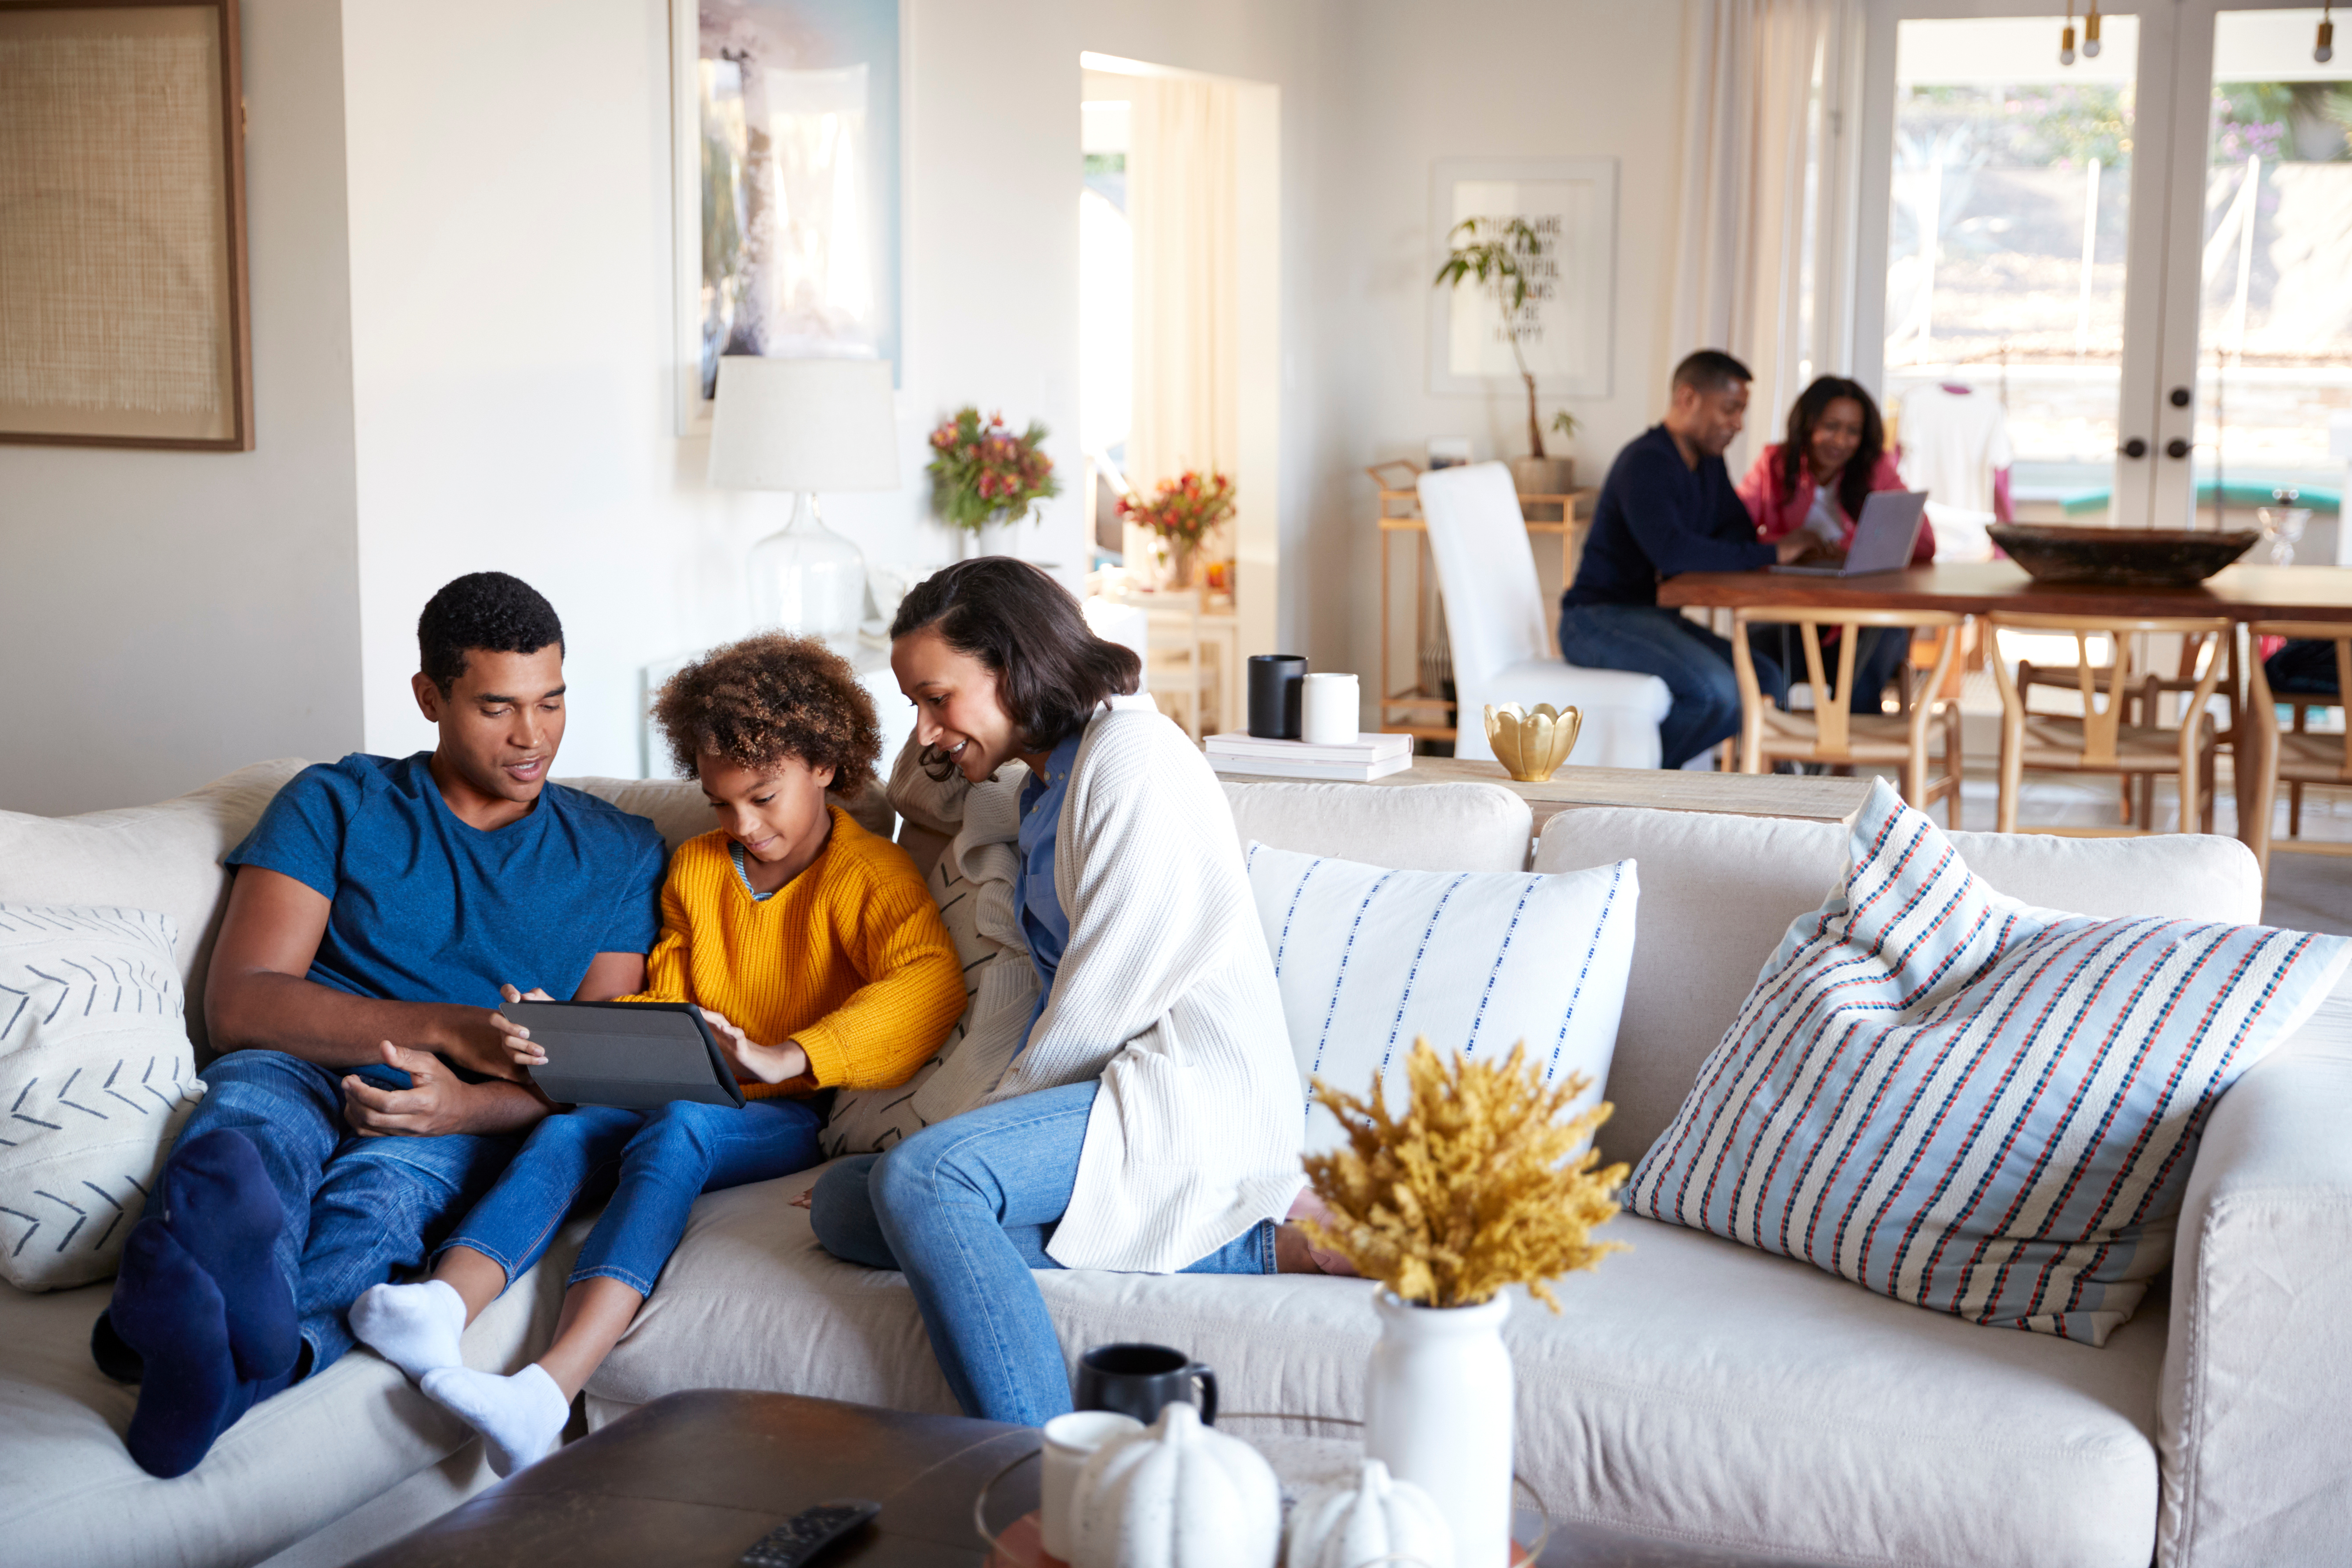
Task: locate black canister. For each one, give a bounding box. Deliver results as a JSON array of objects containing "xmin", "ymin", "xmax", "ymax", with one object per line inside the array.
[{"xmin": 1246, "ymin": 654, "xmax": 1308, "ymax": 739}]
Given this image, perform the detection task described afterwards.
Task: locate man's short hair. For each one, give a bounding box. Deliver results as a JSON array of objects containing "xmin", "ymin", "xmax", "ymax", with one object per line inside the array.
[
  {"xmin": 1672, "ymin": 349, "xmax": 1753, "ymax": 396},
  {"xmin": 418, "ymin": 573, "xmax": 565, "ymax": 695}
]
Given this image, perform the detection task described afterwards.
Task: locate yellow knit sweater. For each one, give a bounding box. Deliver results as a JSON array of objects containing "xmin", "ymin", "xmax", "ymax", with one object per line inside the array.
[{"xmin": 618, "ymin": 809, "xmax": 965, "ymax": 1099}]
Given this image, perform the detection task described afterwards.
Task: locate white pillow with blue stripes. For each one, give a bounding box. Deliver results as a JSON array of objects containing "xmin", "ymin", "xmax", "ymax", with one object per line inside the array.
[
  {"xmin": 1243, "ymin": 843, "xmax": 1639, "ymax": 1155},
  {"xmin": 1628, "ymin": 780, "xmax": 2350, "ymax": 1344}
]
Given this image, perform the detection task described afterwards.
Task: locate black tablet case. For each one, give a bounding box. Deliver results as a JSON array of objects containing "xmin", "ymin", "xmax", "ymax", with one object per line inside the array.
[{"xmin": 500, "ymin": 1000, "xmax": 746, "ymax": 1110}]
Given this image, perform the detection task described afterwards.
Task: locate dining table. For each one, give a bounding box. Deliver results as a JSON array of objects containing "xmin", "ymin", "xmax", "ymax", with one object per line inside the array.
[{"xmin": 1656, "ymin": 561, "xmax": 2352, "ymax": 842}]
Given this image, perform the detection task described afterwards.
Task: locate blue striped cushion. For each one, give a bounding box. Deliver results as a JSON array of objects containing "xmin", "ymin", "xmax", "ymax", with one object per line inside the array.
[
  {"xmin": 1626, "ymin": 781, "xmax": 2349, "ymax": 1343},
  {"xmin": 1244, "ymin": 843, "xmax": 1638, "ymax": 1155}
]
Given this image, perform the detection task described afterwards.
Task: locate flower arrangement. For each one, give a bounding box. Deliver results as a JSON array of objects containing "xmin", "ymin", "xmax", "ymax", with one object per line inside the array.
[
  {"xmin": 926, "ymin": 407, "xmax": 1060, "ymax": 532},
  {"xmin": 1116, "ymin": 469, "xmax": 1237, "ymax": 550},
  {"xmin": 1298, "ymin": 1039, "xmax": 1627, "ymax": 1310}
]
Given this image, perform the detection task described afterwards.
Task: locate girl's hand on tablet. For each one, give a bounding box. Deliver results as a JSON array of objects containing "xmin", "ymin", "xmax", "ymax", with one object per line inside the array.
[{"xmin": 698, "ymin": 1008, "xmax": 810, "ymax": 1085}]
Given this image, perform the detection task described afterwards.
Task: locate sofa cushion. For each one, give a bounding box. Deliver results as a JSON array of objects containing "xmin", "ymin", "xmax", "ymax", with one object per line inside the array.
[
  {"xmin": 0, "ymin": 905, "xmax": 206, "ymax": 1289},
  {"xmin": 1224, "ymin": 780, "xmax": 1533, "ymax": 872},
  {"xmin": 587, "ymin": 1162, "xmax": 2161, "ymax": 1568},
  {"xmin": 0, "ymin": 762, "xmax": 305, "ymax": 1054},
  {"xmin": 0, "ymin": 1217, "xmax": 586, "ymax": 1568},
  {"xmin": 1533, "ymin": 806, "xmax": 2267, "ymax": 1166},
  {"xmin": 1625, "ymin": 782, "xmax": 2347, "ymax": 1343},
  {"xmin": 1241, "ymin": 843, "xmax": 1636, "ymax": 1150}
]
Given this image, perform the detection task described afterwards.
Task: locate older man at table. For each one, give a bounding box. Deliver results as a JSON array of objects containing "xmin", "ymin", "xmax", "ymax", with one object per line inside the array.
[{"xmin": 1557, "ymin": 350, "xmax": 1818, "ymax": 768}]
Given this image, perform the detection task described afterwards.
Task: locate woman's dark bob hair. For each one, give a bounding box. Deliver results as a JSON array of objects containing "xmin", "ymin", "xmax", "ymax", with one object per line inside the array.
[{"xmin": 889, "ymin": 557, "xmax": 1142, "ymax": 774}]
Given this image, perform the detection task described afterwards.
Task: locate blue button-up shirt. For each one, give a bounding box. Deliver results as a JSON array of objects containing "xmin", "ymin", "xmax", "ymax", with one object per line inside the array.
[{"xmin": 1014, "ymin": 730, "xmax": 1083, "ymax": 1048}]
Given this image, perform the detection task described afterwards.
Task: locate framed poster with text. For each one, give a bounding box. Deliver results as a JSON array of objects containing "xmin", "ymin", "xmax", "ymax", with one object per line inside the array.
[{"xmin": 1427, "ymin": 157, "xmax": 1616, "ymax": 401}]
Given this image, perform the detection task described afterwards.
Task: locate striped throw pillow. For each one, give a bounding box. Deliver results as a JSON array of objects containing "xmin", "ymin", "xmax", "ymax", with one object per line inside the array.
[
  {"xmin": 1626, "ymin": 781, "xmax": 2349, "ymax": 1343},
  {"xmin": 1244, "ymin": 843, "xmax": 1638, "ymax": 1155}
]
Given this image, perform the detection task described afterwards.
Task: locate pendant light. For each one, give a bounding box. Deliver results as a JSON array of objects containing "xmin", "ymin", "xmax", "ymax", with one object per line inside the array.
[
  {"xmin": 2320, "ymin": 5, "xmax": 2335, "ymax": 65},
  {"xmin": 2060, "ymin": 4, "xmax": 2077, "ymax": 66},
  {"xmin": 2082, "ymin": 3, "xmax": 2103, "ymax": 58}
]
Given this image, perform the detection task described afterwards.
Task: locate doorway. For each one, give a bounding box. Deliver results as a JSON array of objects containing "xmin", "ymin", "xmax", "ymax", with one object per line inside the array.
[
  {"xmin": 1859, "ymin": 4, "xmax": 2351, "ymax": 551},
  {"xmin": 1077, "ymin": 54, "xmax": 1283, "ymax": 673}
]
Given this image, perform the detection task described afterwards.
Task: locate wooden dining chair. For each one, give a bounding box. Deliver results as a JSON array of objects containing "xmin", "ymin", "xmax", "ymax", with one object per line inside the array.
[
  {"xmin": 1729, "ymin": 607, "xmax": 1966, "ymax": 824},
  {"xmin": 1986, "ymin": 613, "xmax": 2232, "ymax": 835},
  {"xmin": 2243, "ymin": 620, "xmax": 2352, "ymax": 877}
]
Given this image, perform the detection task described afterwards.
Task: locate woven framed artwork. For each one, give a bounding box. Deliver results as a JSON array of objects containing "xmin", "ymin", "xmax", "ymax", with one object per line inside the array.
[{"xmin": 0, "ymin": 0, "xmax": 252, "ymax": 449}]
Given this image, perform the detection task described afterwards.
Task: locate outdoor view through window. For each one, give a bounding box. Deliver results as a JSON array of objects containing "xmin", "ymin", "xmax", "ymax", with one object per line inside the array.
[{"xmin": 1888, "ymin": 11, "xmax": 2351, "ymax": 549}]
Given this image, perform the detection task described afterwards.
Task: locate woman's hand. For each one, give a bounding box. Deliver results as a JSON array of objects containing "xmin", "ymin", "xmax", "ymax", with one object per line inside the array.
[
  {"xmin": 699, "ymin": 1008, "xmax": 810, "ymax": 1085},
  {"xmin": 492, "ymin": 984, "xmax": 553, "ymax": 1069}
]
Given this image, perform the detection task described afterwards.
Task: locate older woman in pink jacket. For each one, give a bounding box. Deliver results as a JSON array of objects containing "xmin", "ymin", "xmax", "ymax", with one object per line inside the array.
[{"xmin": 1736, "ymin": 376, "xmax": 1931, "ymax": 712}]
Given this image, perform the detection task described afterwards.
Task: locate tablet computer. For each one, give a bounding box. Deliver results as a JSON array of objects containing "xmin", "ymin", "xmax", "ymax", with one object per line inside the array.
[{"xmin": 499, "ymin": 1000, "xmax": 746, "ymax": 1111}]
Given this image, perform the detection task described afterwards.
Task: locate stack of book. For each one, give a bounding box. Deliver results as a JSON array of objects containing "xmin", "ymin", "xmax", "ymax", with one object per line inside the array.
[{"xmin": 1205, "ymin": 730, "xmax": 1414, "ymax": 782}]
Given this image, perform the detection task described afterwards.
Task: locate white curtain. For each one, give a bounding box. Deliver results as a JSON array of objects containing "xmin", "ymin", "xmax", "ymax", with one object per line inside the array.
[
  {"xmin": 1126, "ymin": 75, "xmax": 1239, "ymax": 565},
  {"xmin": 1670, "ymin": 0, "xmax": 1863, "ymax": 471}
]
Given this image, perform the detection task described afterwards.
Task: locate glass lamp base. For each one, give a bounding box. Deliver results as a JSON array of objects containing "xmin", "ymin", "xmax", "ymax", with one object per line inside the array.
[{"xmin": 748, "ymin": 492, "xmax": 867, "ymax": 649}]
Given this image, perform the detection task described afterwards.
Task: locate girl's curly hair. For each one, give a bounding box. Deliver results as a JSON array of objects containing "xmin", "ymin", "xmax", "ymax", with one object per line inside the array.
[{"xmin": 649, "ymin": 633, "xmax": 881, "ymax": 797}]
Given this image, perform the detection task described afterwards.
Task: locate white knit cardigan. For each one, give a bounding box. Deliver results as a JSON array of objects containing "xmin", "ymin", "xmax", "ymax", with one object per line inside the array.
[{"xmin": 886, "ymin": 698, "xmax": 1306, "ymax": 1272}]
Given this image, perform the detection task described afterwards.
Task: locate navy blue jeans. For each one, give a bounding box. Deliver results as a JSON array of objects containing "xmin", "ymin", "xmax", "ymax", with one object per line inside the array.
[
  {"xmin": 440, "ymin": 1098, "xmax": 821, "ymax": 1294},
  {"xmin": 1560, "ymin": 603, "xmax": 1789, "ymax": 768},
  {"xmin": 176, "ymin": 1050, "xmax": 522, "ymax": 1375}
]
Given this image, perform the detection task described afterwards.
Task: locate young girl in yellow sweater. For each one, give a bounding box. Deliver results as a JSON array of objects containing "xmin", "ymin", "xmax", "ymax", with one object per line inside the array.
[{"xmin": 348, "ymin": 634, "xmax": 965, "ymax": 1474}]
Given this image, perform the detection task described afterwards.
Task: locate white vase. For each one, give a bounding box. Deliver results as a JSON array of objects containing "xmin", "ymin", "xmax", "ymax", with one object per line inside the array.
[
  {"xmin": 1363, "ymin": 1291, "xmax": 1513, "ymax": 1568},
  {"xmin": 960, "ymin": 519, "xmax": 1025, "ymax": 561}
]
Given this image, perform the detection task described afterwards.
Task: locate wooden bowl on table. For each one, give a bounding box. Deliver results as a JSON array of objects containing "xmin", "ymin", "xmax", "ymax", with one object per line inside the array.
[{"xmin": 1986, "ymin": 523, "xmax": 2259, "ymax": 588}]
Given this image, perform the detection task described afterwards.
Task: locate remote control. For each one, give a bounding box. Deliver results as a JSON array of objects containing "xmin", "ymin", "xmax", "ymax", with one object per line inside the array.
[{"xmin": 735, "ymin": 1500, "xmax": 880, "ymax": 1567}]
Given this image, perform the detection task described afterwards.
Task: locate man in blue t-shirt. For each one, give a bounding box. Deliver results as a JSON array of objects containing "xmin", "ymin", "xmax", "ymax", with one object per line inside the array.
[
  {"xmin": 1559, "ymin": 350, "xmax": 1817, "ymax": 768},
  {"xmin": 93, "ymin": 573, "xmax": 667, "ymax": 1478}
]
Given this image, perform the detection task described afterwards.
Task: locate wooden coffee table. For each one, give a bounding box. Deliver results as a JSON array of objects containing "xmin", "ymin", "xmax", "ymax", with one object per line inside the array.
[{"xmin": 351, "ymin": 1389, "xmax": 1832, "ymax": 1567}]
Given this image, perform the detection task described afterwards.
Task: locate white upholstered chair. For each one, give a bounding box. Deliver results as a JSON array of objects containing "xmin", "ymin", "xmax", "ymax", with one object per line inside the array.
[{"xmin": 1417, "ymin": 462, "xmax": 1672, "ymax": 767}]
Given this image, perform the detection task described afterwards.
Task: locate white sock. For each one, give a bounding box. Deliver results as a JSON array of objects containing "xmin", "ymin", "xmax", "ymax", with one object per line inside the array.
[
  {"xmin": 350, "ymin": 1279, "xmax": 468, "ymax": 1382},
  {"xmin": 422, "ymin": 1363, "xmax": 570, "ymax": 1478}
]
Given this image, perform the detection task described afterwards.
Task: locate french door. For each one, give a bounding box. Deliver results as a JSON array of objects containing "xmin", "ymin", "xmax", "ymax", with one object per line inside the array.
[{"xmin": 1858, "ymin": 3, "xmax": 2352, "ymax": 548}]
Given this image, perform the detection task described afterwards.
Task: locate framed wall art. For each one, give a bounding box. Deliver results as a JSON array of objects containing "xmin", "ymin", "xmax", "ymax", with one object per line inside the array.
[
  {"xmin": 1427, "ymin": 157, "xmax": 1616, "ymax": 402},
  {"xmin": 673, "ymin": 0, "xmax": 903, "ymax": 436},
  {"xmin": 0, "ymin": 0, "xmax": 252, "ymax": 449}
]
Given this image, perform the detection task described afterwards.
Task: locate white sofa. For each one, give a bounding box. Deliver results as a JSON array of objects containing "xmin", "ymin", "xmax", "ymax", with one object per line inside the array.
[{"xmin": 3, "ymin": 762, "xmax": 2347, "ymax": 1568}]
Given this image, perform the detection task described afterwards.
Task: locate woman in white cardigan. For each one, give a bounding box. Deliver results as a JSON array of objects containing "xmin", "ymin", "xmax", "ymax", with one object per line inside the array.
[{"xmin": 808, "ymin": 559, "xmax": 1347, "ymax": 1424}]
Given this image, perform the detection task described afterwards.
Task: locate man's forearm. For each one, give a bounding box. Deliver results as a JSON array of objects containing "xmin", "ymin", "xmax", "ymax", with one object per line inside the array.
[
  {"xmin": 454, "ymin": 1078, "xmax": 553, "ymax": 1135},
  {"xmin": 208, "ymin": 969, "xmax": 482, "ymax": 1069}
]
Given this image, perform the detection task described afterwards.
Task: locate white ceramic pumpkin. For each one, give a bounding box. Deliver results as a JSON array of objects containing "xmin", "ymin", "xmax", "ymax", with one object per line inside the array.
[
  {"xmin": 1284, "ymin": 1458, "xmax": 1455, "ymax": 1568},
  {"xmin": 1066, "ymin": 1401, "xmax": 1282, "ymax": 1568}
]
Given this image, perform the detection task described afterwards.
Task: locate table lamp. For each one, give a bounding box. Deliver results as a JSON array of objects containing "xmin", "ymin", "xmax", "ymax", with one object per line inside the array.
[{"xmin": 709, "ymin": 356, "xmax": 899, "ymax": 648}]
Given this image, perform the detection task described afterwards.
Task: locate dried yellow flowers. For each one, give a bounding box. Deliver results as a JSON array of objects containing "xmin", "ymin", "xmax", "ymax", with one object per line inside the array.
[{"xmin": 1298, "ymin": 1039, "xmax": 1628, "ymax": 1310}]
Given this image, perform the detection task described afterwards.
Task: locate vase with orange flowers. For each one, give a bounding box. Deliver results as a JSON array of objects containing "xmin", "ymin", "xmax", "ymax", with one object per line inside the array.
[
  {"xmin": 926, "ymin": 407, "xmax": 1059, "ymax": 556},
  {"xmin": 1117, "ymin": 469, "xmax": 1236, "ymax": 590}
]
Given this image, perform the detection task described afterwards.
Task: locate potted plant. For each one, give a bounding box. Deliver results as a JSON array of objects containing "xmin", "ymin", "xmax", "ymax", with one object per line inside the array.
[
  {"xmin": 1433, "ymin": 216, "xmax": 1581, "ymax": 497},
  {"xmin": 1298, "ymin": 1039, "xmax": 1626, "ymax": 1568},
  {"xmin": 926, "ymin": 407, "xmax": 1060, "ymax": 556},
  {"xmin": 1116, "ymin": 469, "xmax": 1236, "ymax": 590}
]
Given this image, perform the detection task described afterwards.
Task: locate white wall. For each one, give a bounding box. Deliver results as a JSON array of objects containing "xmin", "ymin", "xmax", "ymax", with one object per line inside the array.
[
  {"xmin": 0, "ymin": 0, "xmax": 365, "ymax": 815},
  {"xmin": 1307, "ymin": 0, "xmax": 1690, "ymax": 688},
  {"xmin": 341, "ymin": 0, "xmax": 1335, "ymax": 777}
]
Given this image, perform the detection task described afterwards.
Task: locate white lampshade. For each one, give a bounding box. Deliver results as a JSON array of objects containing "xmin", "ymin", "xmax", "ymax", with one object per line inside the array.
[{"xmin": 708, "ymin": 356, "xmax": 899, "ymax": 492}]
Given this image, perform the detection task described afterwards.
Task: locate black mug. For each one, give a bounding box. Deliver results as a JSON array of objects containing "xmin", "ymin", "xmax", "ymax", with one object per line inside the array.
[
  {"xmin": 1247, "ymin": 655, "xmax": 1308, "ymax": 740},
  {"xmin": 1073, "ymin": 1342, "xmax": 1219, "ymax": 1427}
]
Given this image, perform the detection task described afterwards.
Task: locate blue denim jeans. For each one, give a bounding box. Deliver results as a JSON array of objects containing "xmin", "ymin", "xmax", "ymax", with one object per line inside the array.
[
  {"xmin": 441, "ymin": 1098, "xmax": 822, "ymax": 1294},
  {"xmin": 807, "ymin": 1079, "xmax": 1276, "ymax": 1426},
  {"xmin": 1560, "ymin": 603, "xmax": 1791, "ymax": 769},
  {"xmin": 176, "ymin": 1050, "xmax": 522, "ymax": 1375}
]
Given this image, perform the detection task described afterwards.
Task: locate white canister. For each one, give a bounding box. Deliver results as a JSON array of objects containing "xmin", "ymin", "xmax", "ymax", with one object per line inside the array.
[
  {"xmin": 1363, "ymin": 1291, "xmax": 1514, "ymax": 1568},
  {"xmin": 1040, "ymin": 1410, "xmax": 1143, "ymax": 1561},
  {"xmin": 1300, "ymin": 672, "xmax": 1360, "ymax": 747}
]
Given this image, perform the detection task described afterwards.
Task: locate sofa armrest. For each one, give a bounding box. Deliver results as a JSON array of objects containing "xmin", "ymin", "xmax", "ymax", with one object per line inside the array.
[{"xmin": 2159, "ymin": 990, "xmax": 2352, "ymax": 1567}]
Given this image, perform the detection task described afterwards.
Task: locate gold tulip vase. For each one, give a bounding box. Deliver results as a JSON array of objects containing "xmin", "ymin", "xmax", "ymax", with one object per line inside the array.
[{"xmin": 1483, "ymin": 703, "xmax": 1582, "ymax": 782}]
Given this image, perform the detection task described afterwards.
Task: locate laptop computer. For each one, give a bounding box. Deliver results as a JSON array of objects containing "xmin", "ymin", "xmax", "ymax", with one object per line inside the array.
[{"xmin": 1770, "ymin": 488, "xmax": 1929, "ymax": 576}]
